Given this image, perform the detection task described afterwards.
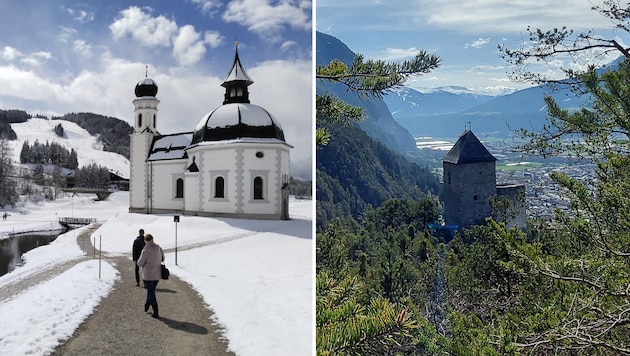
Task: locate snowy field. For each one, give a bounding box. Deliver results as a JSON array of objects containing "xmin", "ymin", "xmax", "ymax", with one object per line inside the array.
[{"xmin": 0, "ymin": 191, "xmax": 313, "ymax": 356}]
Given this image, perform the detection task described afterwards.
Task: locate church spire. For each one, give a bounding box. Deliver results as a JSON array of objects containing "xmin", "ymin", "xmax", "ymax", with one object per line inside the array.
[{"xmin": 221, "ymin": 42, "xmax": 254, "ymax": 104}]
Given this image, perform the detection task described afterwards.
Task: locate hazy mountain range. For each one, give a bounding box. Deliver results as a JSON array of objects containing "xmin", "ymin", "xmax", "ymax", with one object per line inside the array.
[
  {"xmin": 384, "ymin": 83, "xmax": 586, "ymax": 139},
  {"xmin": 317, "ymin": 31, "xmax": 616, "ymax": 144}
]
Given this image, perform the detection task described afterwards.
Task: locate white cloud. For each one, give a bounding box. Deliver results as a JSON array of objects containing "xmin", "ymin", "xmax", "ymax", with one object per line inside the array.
[
  {"xmin": 222, "ymin": 0, "xmax": 311, "ymax": 41},
  {"xmin": 73, "ymin": 40, "xmax": 93, "ymax": 59},
  {"xmin": 75, "ymin": 10, "xmax": 95, "ymax": 24},
  {"xmin": 64, "ymin": 6, "xmax": 95, "ymax": 23},
  {"xmin": 377, "ymin": 47, "xmax": 421, "ymax": 60},
  {"xmin": 20, "ymin": 51, "xmax": 53, "ymax": 66},
  {"xmin": 191, "ymin": 0, "xmax": 222, "ymax": 16},
  {"xmin": 0, "ymin": 46, "xmax": 22, "ymax": 61},
  {"xmin": 280, "ymin": 40, "xmax": 296, "ymax": 52},
  {"xmin": 110, "ymin": 6, "xmax": 224, "ymax": 67},
  {"xmin": 109, "ymin": 6, "xmax": 178, "ymax": 47},
  {"xmin": 173, "ymin": 25, "xmax": 207, "ymax": 66},
  {"xmin": 59, "ymin": 26, "xmax": 78, "ymax": 44},
  {"xmin": 466, "ymin": 37, "xmax": 490, "ymax": 49},
  {"xmin": 204, "ymin": 31, "xmax": 224, "ymax": 48},
  {"xmin": 423, "ymin": 0, "xmax": 612, "ymax": 34}
]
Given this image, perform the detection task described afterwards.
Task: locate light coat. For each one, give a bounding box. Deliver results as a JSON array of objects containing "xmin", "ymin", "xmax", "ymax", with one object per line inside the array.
[{"xmin": 137, "ymin": 241, "xmax": 164, "ymax": 281}]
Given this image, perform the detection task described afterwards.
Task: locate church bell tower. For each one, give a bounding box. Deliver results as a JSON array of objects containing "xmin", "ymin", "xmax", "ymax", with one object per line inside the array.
[{"xmin": 129, "ymin": 68, "xmax": 159, "ymax": 213}]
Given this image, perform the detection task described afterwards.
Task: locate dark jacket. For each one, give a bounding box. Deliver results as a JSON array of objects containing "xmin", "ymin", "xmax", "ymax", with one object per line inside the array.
[{"xmin": 132, "ymin": 236, "xmax": 145, "ymax": 261}]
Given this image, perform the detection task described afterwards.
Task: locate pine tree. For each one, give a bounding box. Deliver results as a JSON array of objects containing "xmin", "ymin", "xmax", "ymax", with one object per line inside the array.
[
  {"xmin": 316, "ymin": 52, "xmax": 440, "ymax": 146},
  {"xmin": 491, "ymin": 2, "xmax": 630, "ymax": 352},
  {"xmin": 0, "ymin": 138, "xmax": 17, "ymax": 207}
]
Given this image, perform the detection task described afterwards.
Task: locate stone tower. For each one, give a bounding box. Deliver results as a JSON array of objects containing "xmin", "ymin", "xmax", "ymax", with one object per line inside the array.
[
  {"xmin": 442, "ymin": 130, "xmax": 497, "ymax": 228},
  {"xmin": 129, "ymin": 73, "xmax": 159, "ymax": 213}
]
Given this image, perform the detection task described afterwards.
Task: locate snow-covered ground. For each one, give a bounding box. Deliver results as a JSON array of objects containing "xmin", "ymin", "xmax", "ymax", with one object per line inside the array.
[{"xmin": 0, "ymin": 192, "xmax": 313, "ymax": 355}]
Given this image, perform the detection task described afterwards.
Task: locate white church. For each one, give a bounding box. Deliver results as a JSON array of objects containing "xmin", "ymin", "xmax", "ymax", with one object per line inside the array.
[{"xmin": 128, "ymin": 47, "xmax": 292, "ymax": 220}]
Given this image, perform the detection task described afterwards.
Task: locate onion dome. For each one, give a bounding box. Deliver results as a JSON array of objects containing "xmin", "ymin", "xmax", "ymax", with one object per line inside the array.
[
  {"xmin": 191, "ymin": 103, "xmax": 285, "ymax": 143},
  {"xmin": 135, "ymin": 66, "xmax": 158, "ymax": 97}
]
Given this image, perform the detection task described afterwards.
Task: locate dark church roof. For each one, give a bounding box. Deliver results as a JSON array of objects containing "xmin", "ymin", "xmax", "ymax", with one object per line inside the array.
[
  {"xmin": 443, "ymin": 130, "xmax": 496, "ymax": 164},
  {"xmin": 135, "ymin": 77, "xmax": 158, "ymax": 97},
  {"xmin": 191, "ymin": 103, "xmax": 285, "ymax": 143}
]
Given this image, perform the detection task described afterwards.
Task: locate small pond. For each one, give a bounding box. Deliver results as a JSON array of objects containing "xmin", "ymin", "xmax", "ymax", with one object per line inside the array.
[{"xmin": 0, "ymin": 232, "xmax": 64, "ymax": 277}]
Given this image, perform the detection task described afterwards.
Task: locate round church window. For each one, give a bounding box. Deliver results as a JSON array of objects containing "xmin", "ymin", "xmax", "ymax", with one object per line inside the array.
[{"xmin": 256, "ymin": 151, "xmax": 264, "ymax": 158}]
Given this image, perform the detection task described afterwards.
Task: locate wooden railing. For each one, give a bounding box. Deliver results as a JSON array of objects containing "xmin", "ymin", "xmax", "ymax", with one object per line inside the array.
[{"xmin": 58, "ymin": 217, "xmax": 98, "ymax": 226}]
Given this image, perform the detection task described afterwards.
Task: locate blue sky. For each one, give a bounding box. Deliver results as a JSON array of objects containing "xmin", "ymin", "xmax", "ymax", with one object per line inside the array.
[
  {"xmin": 316, "ymin": 0, "xmax": 627, "ymax": 95},
  {"xmin": 0, "ymin": 0, "xmax": 312, "ymax": 179}
]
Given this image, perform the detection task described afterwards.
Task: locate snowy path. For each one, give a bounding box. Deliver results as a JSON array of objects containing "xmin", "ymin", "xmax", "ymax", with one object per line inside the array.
[{"xmin": 51, "ymin": 227, "xmax": 234, "ymax": 356}]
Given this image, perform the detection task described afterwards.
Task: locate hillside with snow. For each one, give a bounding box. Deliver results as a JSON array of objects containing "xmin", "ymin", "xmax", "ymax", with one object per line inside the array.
[{"xmin": 8, "ymin": 117, "xmax": 130, "ymax": 179}]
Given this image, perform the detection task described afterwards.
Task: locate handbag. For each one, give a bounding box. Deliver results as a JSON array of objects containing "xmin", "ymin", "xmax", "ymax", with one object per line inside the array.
[{"xmin": 161, "ymin": 263, "xmax": 170, "ymax": 279}]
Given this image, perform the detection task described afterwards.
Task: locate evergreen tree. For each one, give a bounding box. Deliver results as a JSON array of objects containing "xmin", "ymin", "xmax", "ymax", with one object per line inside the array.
[
  {"xmin": 74, "ymin": 163, "xmax": 109, "ymax": 189},
  {"xmin": 0, "ymin": 138, "xmax": 17, "ymax": 207},
  {"xmin": 316, "ymin": 52, "xmax": 440, "ymax": 146},
  {"xmin": 481, "ymin": 2, "xmax": 630, "ymax": 352}
]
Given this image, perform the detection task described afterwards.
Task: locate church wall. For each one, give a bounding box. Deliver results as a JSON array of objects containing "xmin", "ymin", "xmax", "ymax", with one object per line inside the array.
[
  {"xmin": 240, "ymin": 145, "xmax": 290, "ymax": 217},
  {"xmin": 149, "ymin": 159, "xmax": 187, "ymax": 212},
  {"xmin": 129, "ymin": 133, "xmax": 152, "ymax": 212},
  {"xmin": 183, "ymin": 172, "xmax": 199, "ymax": 213},
  {"xmin": 186, "ymin": 142, "xmax": 290, "ymax": 219},
  {"xmin": 189, "ymin": 145, "xmax": 240, "ymax": 215}
]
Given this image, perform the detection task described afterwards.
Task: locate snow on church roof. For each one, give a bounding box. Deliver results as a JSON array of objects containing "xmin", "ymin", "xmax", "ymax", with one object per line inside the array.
[
  {"xmin": 221, "ymin": 46, "xmax": 253, "ymax": 86},
  {"xmin": 192, "ymin": 103, "xmax": 285, "ymax": 143},
  {"xmin": 147, "ymin": 133, "xmax": 192, "ymax": 161}
]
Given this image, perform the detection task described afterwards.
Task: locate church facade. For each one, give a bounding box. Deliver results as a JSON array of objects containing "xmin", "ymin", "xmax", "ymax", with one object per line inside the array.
[{"xmin": 128, "ymin": 48, "xmax": 292, "ymax": 220}]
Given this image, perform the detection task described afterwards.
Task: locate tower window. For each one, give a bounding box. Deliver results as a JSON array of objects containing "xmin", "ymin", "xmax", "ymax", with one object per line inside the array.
[
  {"xmin": 138, "ymin": 113, "xmax": 142, "ymax": 128},
  {"xmin": 254, "ymin": 176, "xmax": 263, "ymax": 200},
  {"xmin": 448, "ymin": 172, "xmax": 451, "ymax": 184},
  {"xmin": 175, "ymin": 178, "xmax": 184, "ymax": 198},
  {"xmin": 473, "ymin": 194, "xmax": 479, "ymax": 201},
  {"xmin": 215, "ymin": 177, "xmax": 225, "ymax": 198}
]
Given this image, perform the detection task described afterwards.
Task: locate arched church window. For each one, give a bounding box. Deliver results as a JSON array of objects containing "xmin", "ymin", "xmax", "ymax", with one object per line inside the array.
[
  {"xmin": 254, "ymin": 176, "xmax": 263, "ymax": 200},
  {"xmin": 138, "ymin": 113, "xmax": 142, "ymax": 128},
  {"xmin": 153, "ymin": 114, "xmax": 156, "ymax": 128},
  {"xmin": 215, "ymin": 177, "xmax": 225, "ymax": 198},
  {"xmin": 175, "ymin": 178, "xmax": 184, "ymax": 198}
]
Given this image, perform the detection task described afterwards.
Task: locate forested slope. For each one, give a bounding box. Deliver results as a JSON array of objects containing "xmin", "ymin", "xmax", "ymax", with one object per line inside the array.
[{"xmin": 316, "ymin": 122, "xmax": 439, "ymax": 231}]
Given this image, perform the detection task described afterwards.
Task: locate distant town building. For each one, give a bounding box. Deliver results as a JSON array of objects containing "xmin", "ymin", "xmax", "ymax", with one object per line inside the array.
[
  {"xmin": 442, "ymin": 130, "xmax": 525, "ymax": 229},
  {"xmin": 129, "ymin": 46, "xmax": 292, "ymax": 219}
]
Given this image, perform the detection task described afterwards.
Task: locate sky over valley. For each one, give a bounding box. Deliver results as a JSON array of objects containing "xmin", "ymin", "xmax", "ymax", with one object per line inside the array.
[
  {"xmin": 317, "ymin": 0, "xmax": 627, "ymax": 95},
  {"xmin": 0, "ymin": 0, "xmax": 312, "ymax": 179}
]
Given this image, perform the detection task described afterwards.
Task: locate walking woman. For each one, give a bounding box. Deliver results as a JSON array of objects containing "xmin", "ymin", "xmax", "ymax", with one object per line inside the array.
[{"xmin": 136, "ymin": 233, "xmax": 164, "ymax": 318}]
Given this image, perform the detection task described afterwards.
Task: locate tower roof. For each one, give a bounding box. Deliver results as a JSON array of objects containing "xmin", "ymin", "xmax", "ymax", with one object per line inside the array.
[
  {"xmin": 135, "ymin": 66, "xmax": 158, "ymax": 97},
  {"xmin": 443, "ymin": 130, "xmax": 496, "ymax": 164},
  {"xmin": 221, "ymin": 45, "xmax": 253, "ymax": 87},
  {"xmin": 191, "ymin": 45, "xmax": 286, "ymax": 144}
]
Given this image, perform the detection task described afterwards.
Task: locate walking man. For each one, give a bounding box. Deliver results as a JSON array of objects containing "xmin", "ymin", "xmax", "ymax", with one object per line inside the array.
[{"xmin": 132, "ymin": 228, "xmax": 145, "ymax": 286}]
